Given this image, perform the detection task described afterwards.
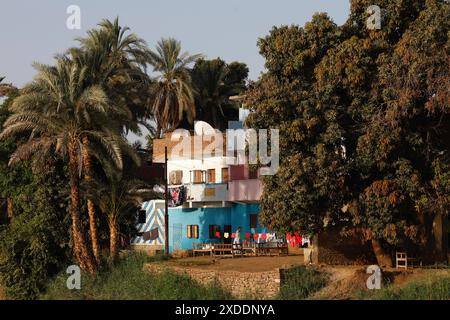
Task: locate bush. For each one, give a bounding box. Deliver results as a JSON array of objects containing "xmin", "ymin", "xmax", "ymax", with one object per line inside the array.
[
  {"xmin": 359, "ymin": 272, "xmax": 450, "ymax": 300},
  {"xmin": 277, "ymin": 266, "xmax": 328, "ymax": 300},
  {"xmin": 42, "ymin": 252, "xmax": 232, "ymax": 300},
  {"xmin": 0, "ymin": 170, "xmax": 71, "ymax": 300},
  {"xmin": 0, "ymin": 197, "xmax": 70, "ymax": 299}
]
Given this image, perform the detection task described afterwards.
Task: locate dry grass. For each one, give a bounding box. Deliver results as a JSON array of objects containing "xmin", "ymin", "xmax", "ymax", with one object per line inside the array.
[{"xmin": 310, "ymin": 266, "xmax": 450, "ymax": 300}]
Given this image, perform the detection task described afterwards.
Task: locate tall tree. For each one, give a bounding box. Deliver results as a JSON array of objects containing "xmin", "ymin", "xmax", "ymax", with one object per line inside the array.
[
  {"xmin": 190, "ymin": 58, "xmax": 248, "ymax": 130},
  {"xmin": 0, "ymin": 59, "xmax": 127, "ymax": 273},
  {"xmin": 147, "ymin": 38, "xmax": 202, "ymax": 136},
  {"xmin": 246, "ymin": 0, "xmax": 449, "ymax": 265},
  {"xmin": 67, "ymin": 18, "xmax": 146, "ymax": 264}
]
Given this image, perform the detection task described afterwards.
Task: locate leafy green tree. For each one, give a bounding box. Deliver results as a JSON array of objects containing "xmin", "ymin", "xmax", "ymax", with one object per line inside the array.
[
  {"xmin": 246, "ymin": 1, "xmax": 449, "ymax": 265},
  {"xmin": 0, "ymin": 90, "xmax": 71, "ymax": 300},
  {"xmin": 147, "ymin": 38, "xmax": 202, "ymax": 137},
  {"xmin": 0, "ymin": 163, "xmax": 71, "ymax": 300}
]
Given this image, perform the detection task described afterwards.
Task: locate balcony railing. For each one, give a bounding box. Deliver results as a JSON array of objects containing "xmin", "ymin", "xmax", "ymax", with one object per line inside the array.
[
  {"xmin": 228, "ymin": 179, "xmax": 262, "ymax": 202},
  {"xmin": 186, "ymin": 183, "xmax": 228, "ymax": 202}
]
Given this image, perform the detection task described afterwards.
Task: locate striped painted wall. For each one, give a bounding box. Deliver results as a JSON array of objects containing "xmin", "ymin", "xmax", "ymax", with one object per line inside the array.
[{"xmin": 130, "ymin": 200, "xmax": 165, "ymax": 246}]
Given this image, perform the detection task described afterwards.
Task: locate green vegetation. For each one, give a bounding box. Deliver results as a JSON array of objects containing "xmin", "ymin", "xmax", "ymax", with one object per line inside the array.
[
  {"xmin": 1, "ymin": 16, "xmax": 248, "ymax": 299},
  {"xmin": 277, "ymin": 267, "xmax": 329, "ymax": 300},
  {"xmin": 42, "ymin": 252, "xmax": 231, "ymax": 300},
  {"xmin": 245, "ymin": 0, "xmax": 450, "ymax": 265},
  {"xmin": 357, "ymin": 272, "xmax": 450, "ymax": 300}
]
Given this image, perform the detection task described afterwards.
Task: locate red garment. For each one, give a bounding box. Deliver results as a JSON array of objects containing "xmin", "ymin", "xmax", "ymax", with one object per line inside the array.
[
  {"xmin": 231, "ymin": 233, "xmax": 235, "ymax": 239},
  {"xmin": 246, "ymin": 233, "xmax": 251, "ymax": 239},
  {"xmin": 261, "ymin": 233, "xmax": 267, "ymax": 240},
  {"xmin": 294, "ymin": 233, "xmax": 302, "ymax": 246},
  {"xmin": 253, "ymin": 233, "xmax": 259, "ymax": 240},
  {"xmin": 215, "ymin": 231, "xmax": 221, "ymax": 238}
]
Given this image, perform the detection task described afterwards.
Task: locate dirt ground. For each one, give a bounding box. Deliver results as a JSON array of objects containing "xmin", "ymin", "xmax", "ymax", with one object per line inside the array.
[
  {"xmin": 310, "ymin": 265, "xmax": 450, "ymax": 300},
  {"xmin": 0, "ymin": 287, "xmax": 6, "ymax": 300},
  {"xmin": 166, "ymin": 254, "xmax": 305, "ymax": 272}
]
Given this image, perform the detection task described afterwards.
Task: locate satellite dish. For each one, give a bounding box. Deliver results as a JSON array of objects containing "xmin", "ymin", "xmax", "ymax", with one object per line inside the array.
[
  {"xmin": 170, "ymin": 129, "xmax": 190, "ymax": 140},
  {"xmin": 194, "ymin": 121, "xmax": 215, "ymax": 136}
]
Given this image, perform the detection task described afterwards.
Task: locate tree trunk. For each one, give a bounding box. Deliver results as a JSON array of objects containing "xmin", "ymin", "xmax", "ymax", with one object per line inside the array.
[
  {"xmin": 6, "ymin": 198, "xmax": 13, "ymax": 221},
  {"xmin": 109, "ymin": 217, "xmax": 119, "ymax": 263},
  {"xmin": 69, "ymin": 139, "xmax": 96, "ymax": 274},
  {"xmin": 82, "ymin": 136, "xmax": 101, "ymax": 265},
  {"xmin": 371, "ymin": 238, "xmax": 393, "ymax": 268}
]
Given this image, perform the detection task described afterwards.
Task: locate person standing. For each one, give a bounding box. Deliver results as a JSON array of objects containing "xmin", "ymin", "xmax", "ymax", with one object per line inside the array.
[{"xmin": 233, "ymin": 226, "xmax": 242, "ymax": 244}]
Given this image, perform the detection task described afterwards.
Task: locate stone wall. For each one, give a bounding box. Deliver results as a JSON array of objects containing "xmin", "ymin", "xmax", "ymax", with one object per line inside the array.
[
  {"xmin": 130, "ymin": 244, "xmax": 164, "ymax": 256},
  {"xmin": 145, "ymin": 263, "xmax": 282, "ymax": 299}
]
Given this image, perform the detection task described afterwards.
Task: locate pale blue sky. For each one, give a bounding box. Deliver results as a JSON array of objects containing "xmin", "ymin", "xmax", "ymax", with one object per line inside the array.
[
  {"xmin": 1, "ymin": 0, "xmax": 350, "ymax": 87},
  {"xmin": 0, "ymin": 0, "xmax": 350, "ymax": 143}
]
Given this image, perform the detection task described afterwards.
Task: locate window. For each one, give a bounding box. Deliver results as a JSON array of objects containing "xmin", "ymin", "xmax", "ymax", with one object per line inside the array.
[
  {"xmin": 169, "ymin": 170, "xmax": 183, "ymax": 185},
  {"xmin": 209, "ymin": 225, "xmax": 221, "ymax": 238},
  {"xmin": 221, "ymin": 168, "xmax": 229, "ymax": 183},
  {"xmin": 207, "ymin": 169, "xmax": 216, "ymax": 183},
  {"xmin": 249, "ymin": 214, "xmax": 258, "ymax": 229},
  {"xmin": 138, "ymin": 210, "xmax": 146, "ymax": 224},
  {"xmin": 193, "ymin": 170, "xmax": 204, "ymax": 184},
  {"xmin": 187, "ymin": 225, "xmax": 199, "ymax": 239}
]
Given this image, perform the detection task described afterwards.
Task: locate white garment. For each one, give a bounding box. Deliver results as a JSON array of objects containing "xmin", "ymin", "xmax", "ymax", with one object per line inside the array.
[{"xmin": 233, "ymin": 230, "xmax": 241, "ymax": 243}]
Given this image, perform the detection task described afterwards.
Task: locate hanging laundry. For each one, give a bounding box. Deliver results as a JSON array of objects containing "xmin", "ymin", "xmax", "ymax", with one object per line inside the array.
[
  {"xmin": 231, "ymin": 233, "xmax": 236, "ymax": 239},
  {"xmin": 245, "ymin": 233, "xmax": 251, "ymax": 239},
  {"xmin": 143, "ymin": 228, "xmax": 159, "ymax": 241},
  {"xmin": 224, "ymin": 232, "xmax": 229, "ymax": 239},
  {"xmin": 168, "ymin": 186, "xmax": 186, "ymax": 207},
  {"xmin": 261, "ymin": 233, "xmax": 267, "ymax": 241},
  {"xmin": 215, "ymin": 231, "xmax": 221, "ymax": 238},
  {"xmin": 294, "ymin": 233, "xmax": 302, "ymax": 246}
]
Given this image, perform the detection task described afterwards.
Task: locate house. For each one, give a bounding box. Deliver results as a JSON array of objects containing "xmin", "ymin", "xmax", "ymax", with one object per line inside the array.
[{"xmin": 131, "ymin": 109, "xmax": 272, "ymax": 254}]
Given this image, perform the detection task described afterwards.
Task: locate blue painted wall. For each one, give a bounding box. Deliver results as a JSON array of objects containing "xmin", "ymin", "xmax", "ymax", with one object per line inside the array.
[{"xmin": 168, "ymin": 203, "xmax": 263, "ymax": 252}]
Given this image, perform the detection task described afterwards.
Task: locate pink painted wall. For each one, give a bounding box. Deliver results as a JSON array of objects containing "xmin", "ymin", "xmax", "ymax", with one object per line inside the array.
[{"xmin": 228, "ymin": 179, "xmax": 262, "ymax": 202}]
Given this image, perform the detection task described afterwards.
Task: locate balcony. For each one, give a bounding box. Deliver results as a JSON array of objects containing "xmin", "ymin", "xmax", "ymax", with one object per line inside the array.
[
  {"xmin": 228, "ymin": 179, "xmax": 262, "ymax": 202},
  {"xmin": 186, "ymin": 183, "xmax": 228, "ymax": 202}
]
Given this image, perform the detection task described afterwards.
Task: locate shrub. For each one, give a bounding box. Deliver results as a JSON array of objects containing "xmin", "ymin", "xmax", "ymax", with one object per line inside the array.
[
  {"xmin": 277, "ymin": 266, "xmax": 328, "ymax": 300},
  {"xmin": 0, "ymin": 191, "xmax": 70, "ymax": 299},
  {"xmin": 359, "ymin": 272, "xmax": 450, "ymax": 300},
  {"xmin": 42, "ymin": 252, "xmax": 232, "ymax": 300}
]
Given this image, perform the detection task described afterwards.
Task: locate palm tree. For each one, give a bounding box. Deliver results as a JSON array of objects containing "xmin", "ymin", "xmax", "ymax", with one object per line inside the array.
[
  {"xmin": 147, "ymin": 38, "xmax": 202, "ymax": 137},
  {"xmin": 0, "ymin": 59, "xmax": 127, "ymax": 274},
  {"xmin": 66, "ymin": 18, "xmax": 147, "ymax": 263},
  {"xmin": 0, "ymin": 77, "xmax": 17, "ymax": 97},
  {"xmin": 190, "ymin": 59, "xmax": 248, "ymax": 130},
  {"xmin": 88, "ymin": 171, "xmax": 156, "ymax": 262}
]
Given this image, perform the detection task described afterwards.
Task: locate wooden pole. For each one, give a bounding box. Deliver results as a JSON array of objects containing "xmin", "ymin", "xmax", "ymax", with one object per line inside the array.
[{"xmin": 164, "ymin": 146, "xmax": 169, "ymax": 257}]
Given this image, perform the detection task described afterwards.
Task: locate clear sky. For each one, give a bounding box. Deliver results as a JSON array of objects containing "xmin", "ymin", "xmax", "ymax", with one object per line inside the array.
[
  {"xmin": 0, "ymin": 0, "xmax": 350, "ymax": 143},
  {"xmin": 1, "ymin": 0, "xmax": 350, "ymax": 86}
]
